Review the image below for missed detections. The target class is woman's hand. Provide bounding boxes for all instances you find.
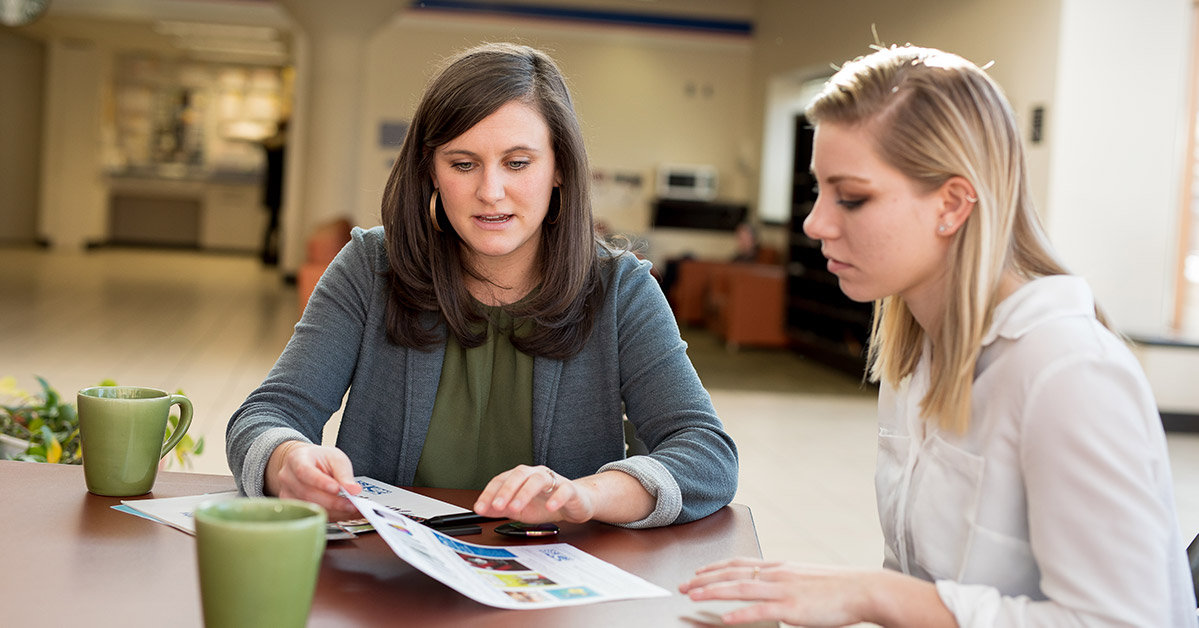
[265,441,362,521]
[679,558,955,627]
[473,464,597,524]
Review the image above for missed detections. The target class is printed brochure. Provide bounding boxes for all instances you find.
[348,493,669,609]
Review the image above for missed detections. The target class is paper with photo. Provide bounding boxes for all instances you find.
[348,493,669,609]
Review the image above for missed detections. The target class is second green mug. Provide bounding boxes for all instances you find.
[77,385,192,497]
[195,498,327,628]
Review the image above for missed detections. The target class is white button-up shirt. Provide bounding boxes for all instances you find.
[876,275,1197,626]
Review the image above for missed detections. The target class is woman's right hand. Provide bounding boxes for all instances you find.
[264,441,362,521]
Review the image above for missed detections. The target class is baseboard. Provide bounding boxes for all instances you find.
[1160,412,1199,433]
[1130,342,1199,430]
[86,240,260,258]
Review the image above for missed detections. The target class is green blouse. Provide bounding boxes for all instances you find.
[412,305,534,490]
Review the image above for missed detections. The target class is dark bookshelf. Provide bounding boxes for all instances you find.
[785,114,873,377]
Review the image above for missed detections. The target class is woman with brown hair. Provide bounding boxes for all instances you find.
[681,45,1195,626]
[226,43,737,528]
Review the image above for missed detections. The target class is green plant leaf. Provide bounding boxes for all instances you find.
[41,425,62,464]
[35,376,59,410]
[3,375,195,467]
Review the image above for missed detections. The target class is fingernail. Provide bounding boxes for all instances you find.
[510,500,522,509]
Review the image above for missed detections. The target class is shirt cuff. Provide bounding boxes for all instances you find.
[935,579,1003,628]
[239,427,311,497]
[597,455,682,529]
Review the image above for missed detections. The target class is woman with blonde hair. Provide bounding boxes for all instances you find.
[681,45,1196,626]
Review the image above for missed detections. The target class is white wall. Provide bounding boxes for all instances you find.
[1045,0,1192,338]
[0,29,44,244]
[757,73,827,225]
[750,0,1062,222]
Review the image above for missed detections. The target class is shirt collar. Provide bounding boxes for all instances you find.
[980,275,1095,347]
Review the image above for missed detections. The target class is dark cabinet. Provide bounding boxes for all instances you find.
[785,114,873,376]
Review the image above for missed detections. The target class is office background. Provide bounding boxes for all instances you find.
[1,0,1197,570]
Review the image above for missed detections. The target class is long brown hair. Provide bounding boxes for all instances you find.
[380,43,603,359]
[806,46,1104,432]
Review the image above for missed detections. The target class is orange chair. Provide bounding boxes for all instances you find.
[668,250,789,350]
[670,259,725,326]
[297,218,352,313]
[705,263,788,349]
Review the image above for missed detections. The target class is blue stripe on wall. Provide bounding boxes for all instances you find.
[409,0,754,36]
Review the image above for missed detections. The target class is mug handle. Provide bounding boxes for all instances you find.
[159,395,194,460]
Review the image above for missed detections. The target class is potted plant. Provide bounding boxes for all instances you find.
[0,376,204,468]
[0,376,80,463]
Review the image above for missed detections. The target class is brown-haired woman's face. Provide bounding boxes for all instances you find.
[804,122,950,306]
[431,101,561,273]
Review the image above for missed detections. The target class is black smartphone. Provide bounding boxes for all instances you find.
[435,524,483,537]
[494,522,559,537]
[424,512,507,528]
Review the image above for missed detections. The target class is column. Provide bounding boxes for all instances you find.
[275,0,405,271]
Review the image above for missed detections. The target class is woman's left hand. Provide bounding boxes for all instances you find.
[474,464,596,524]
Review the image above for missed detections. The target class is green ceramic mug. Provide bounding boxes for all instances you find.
[77,386,192,497]
[195,498,327,628]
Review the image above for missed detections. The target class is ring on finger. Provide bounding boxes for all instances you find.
[751,566,761,580]
[543,469,557,494]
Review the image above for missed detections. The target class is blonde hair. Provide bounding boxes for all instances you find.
[806,46,1096,432]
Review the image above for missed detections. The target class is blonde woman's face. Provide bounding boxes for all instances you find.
[805,122,951,307]
[431,101,560,274]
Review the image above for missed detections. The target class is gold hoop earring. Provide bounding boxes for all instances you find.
[547,187,562,225]
[429,189,443,233]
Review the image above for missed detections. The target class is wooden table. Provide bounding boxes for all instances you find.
[0,460,771,627]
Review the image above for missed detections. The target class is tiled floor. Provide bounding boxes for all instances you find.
[2,245,1197,574]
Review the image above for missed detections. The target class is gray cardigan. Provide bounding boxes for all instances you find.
[226,226,738,527]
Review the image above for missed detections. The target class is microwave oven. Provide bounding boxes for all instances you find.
[656,164,718,201]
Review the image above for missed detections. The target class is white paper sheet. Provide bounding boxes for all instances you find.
[116,476,469,536]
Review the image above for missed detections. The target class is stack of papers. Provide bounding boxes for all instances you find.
[114,476,469,539]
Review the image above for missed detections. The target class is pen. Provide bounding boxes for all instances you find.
[424,512,507,528]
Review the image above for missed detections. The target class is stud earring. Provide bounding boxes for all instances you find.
[938,224,950,234]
